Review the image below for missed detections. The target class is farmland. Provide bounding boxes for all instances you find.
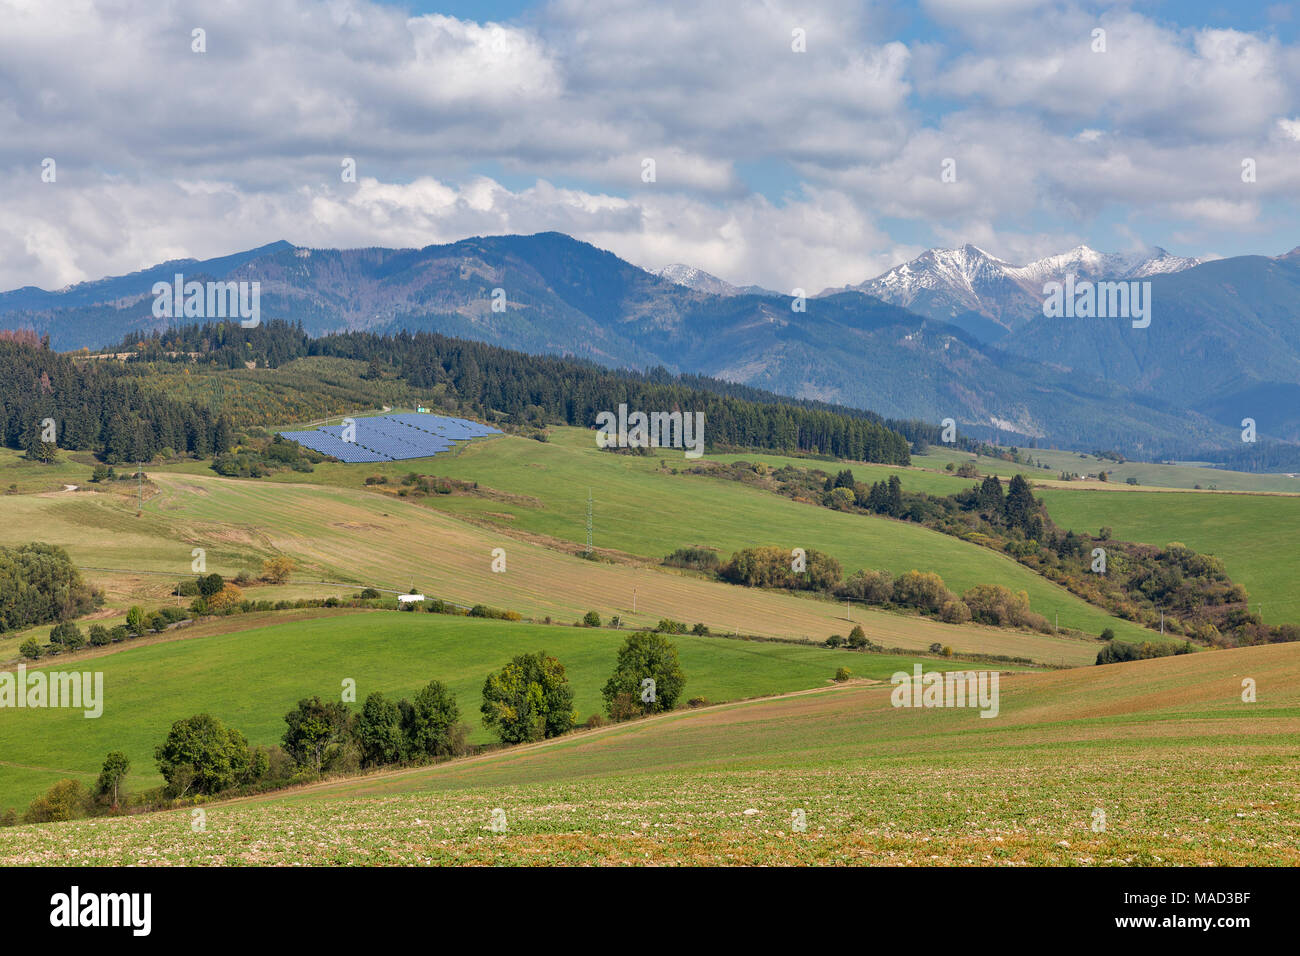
[0,612,989,812]
[2,641,1295,866]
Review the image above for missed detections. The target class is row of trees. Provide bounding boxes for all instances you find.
[0,634,692,825]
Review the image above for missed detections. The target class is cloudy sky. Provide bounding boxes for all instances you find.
[2,0,1298,293]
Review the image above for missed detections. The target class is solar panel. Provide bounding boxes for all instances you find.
[278,412,497,462]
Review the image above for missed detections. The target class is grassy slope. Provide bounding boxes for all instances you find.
[266,427,1152,642]
[914,445,1300,493]
[0,612,988,811]
[4,642,1295,865]
[1039,489,1300,626]
[0,450,1116,665]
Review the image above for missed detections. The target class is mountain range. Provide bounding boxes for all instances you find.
[2,233,1297,460]
[818,244,1206,342]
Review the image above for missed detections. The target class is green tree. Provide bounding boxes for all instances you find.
[282,696,354,772]
[481,650,576,744]
[95,751,131,808]
[601,631,687,718]
[401,680,462,758]
[354,692,405,767]
[582,610,602,627]
[125,605,146,636]
[88,624,111,646]
[154,713,257,797]
[18,637,41,660]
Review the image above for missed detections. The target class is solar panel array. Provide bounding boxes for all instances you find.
[278,414,501,463]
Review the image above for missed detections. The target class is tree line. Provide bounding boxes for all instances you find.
[4,632,688,824]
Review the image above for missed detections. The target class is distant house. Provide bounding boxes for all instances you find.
[416,406,430,413]
[398,593,425,604]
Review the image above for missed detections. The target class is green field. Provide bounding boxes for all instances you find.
[1039,488,1300,626]
[4,641,1295,866]
[914,444,1300,493]
[0,611,988,812]
[238,427,1154,642]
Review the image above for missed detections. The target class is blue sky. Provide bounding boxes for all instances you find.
[1,0,1297,292]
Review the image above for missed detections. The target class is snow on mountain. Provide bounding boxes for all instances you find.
[827,243,1205,341]
[655,264,743,296]
[655,264,778,298]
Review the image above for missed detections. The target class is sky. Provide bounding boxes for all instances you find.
[1,0,1298,294]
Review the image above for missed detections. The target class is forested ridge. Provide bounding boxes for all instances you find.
[2,320,939,464]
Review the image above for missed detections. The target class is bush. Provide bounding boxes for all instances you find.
[23,779,89,823]
[893,570,955,613]
[687,696,710,708]
[940,599,972,624]
[662,547,721,571]
[833,667,852,682]
[49,621,84,648]
[825,634,844,648]
[359,588,380,600]
[655,619,687,634]
[88,624,111,647]
[585,712,607,729]
[110,625,129,643]
[18,637,41,660]
[261,556,295,584]
[962,584,1032,628]
[691,622,709,635]
[582,610,601,628]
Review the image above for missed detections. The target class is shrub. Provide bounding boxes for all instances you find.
[837,569,895,604]
[893,570,955,613]
[261,556,295,584]
[582,610,601,628]
[825,634,845,648]
[833,667,852,682]
[940,600,972,624]
[687,696,710,708]
[109,625,129,643]
[655,619,687,634]
[691,622,709,635]
[49,621,84,647]
[962,584,1032,628]
[662,547,721,571]
[23,779,89,823]
[88,624,111,646]
[18,637,41,660]
[359,588,380,600]
[206,583,244,612]
[585,712,607,729]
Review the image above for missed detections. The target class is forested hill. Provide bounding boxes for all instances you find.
[2,321,921,465]
[0,335,232,463]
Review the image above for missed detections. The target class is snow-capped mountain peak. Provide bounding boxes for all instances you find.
[830,243,1205,341]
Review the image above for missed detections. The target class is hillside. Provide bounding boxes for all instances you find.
[0,613,985,811]
[4,642,1295,865]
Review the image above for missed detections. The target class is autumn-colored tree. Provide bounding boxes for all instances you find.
[261,555,295,584]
